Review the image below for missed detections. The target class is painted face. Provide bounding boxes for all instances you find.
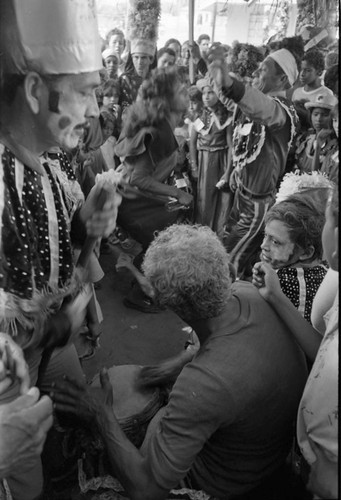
[157,52,175,69]
[202,86,218,108]
[105,56,118,78]
[109,34,125,58]
[42,72,100,151]
[253,57,283,94]
[261,219,301,269]
[322,192,338,270]
[310,107,331,132]
[300,61,320,86]
[132,53,152,78]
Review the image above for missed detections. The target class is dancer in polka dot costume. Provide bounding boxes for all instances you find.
[0,1,120,498]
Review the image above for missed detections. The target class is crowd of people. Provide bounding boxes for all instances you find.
[0,0,339,499]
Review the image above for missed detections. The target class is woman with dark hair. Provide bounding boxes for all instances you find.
[115,67,193,311]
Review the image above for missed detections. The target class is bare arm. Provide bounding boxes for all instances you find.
[252,262,322,361]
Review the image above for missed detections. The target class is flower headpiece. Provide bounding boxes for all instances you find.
[126,0,161,57]
[276,171,333,204]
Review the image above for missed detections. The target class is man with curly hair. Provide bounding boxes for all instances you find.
[52,224,307,500]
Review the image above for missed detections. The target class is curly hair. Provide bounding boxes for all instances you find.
[142,224,232,320]
[121,67,187,137]
[265,189,329,262]
[302,48,325,74]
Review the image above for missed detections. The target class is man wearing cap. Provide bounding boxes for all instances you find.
[0,0,119,498]
[208,48,298,278]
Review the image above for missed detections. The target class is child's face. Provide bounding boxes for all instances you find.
[103,92,119,107]
[300,61,320,86]
[105,56,118,77]
[109,34,124,57]
[188,100,201,114]
[311,107,331,132]
[261,219,301,269]
[202,86,218,108]
[322,193,338,270]
[102,122,114,141]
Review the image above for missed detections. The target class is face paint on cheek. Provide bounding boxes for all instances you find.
[58,116,72,130]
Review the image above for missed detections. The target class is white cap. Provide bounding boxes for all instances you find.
[268,48,298,86]
[13,0,103,74]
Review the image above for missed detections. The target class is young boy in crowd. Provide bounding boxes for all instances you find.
[294,93,338,174]
[292,49,335,131]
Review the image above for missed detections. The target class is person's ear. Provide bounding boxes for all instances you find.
[23,72,45,114]
[298,244,315,262]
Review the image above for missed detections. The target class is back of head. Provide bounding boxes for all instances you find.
[142,224,232,320]
[121,67,183,137]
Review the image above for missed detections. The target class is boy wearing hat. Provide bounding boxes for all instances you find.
[0,0,119,498]
[294,93,338,175]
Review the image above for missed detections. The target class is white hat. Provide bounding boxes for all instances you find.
[13,0,102,74]
[268,48,298,86]
[102,48,119,61]
[196,76,211,93]
[305,92,338,110]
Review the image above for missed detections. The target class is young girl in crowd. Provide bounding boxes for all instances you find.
[294,93,338,174]
[253,186,339,500]
[102,47,119,80]
[260,188,329,323]
[189,77,233,236]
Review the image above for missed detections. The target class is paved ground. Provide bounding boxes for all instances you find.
[79,242,188,382]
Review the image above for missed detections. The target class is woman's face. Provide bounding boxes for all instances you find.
[132,53,152,78]
[311,107,331,132]
[202,86,218,108]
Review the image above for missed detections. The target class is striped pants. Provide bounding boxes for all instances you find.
[223,188,275,278]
